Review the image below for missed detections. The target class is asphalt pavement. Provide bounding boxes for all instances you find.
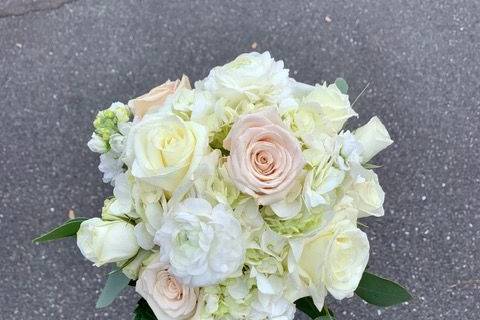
[0,0,479,319]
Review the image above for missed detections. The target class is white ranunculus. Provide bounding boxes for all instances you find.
[296,219,369,309]
[347,165,385,217]
[76,218,139,267]
[354,116,393,163]
[136,260,199,320]
[196,51,290,106]
[125,113,209,194]
[154,198,245,287]
[87,133,107,153]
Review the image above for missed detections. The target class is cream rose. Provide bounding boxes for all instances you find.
[128,75,191,119]
[125,113,208,194]
[296,219,369,310]
[136,260,198,320]
[223,107,305,205]
[76,218,139,267]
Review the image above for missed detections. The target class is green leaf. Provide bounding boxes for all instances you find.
[355,271,412,307]
[133,298,157,320]
[363,163,383,169]
[295,296,321,318]
[335,78,348,94]
[96,269,131,309]
[295,297,336,320]
[32,218,88,243]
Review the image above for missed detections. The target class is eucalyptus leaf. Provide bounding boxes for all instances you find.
[335,78,348,94]
[355,271,412,307]
[96,269,131,309]
[133,298,157,320]
[32,217,87,243]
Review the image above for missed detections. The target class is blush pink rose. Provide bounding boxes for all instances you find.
[128,75,190,119]
[224,107,305,205]
[136,261,198,320]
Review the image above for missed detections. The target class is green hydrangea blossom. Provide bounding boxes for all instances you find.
[263,206,330,238]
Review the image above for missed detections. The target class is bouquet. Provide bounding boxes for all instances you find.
[35,52,411,319]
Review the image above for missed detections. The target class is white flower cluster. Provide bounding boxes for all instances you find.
[79,52,393,319]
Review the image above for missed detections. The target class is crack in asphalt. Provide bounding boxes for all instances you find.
[0,0,78,19]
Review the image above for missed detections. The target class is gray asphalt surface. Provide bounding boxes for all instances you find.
[1,0,479,319]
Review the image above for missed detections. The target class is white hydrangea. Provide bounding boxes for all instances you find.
[154,198,245,287]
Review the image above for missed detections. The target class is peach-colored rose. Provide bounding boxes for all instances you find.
[136,260,198,320]
[224,107,305,205]
[128,75,190,119]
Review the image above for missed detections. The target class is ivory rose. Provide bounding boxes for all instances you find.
[136,260,198,320]
[128,75,191,119]
[125,113,208,194]
[224,107,305,205]
[295,219,369,310]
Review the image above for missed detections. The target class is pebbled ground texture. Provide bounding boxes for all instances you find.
[0,0,479,319]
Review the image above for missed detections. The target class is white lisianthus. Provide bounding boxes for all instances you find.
[76,218,139,267]
[297,82,357,136]
[155,198,245,287]
[354,116,393,163]
[87,133,107,153]
[295,219,369,310]
[346,164,385,217]
[125,113,209,194]
[196,51,290,107]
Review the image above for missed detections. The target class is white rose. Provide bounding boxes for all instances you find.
[154,198,245,287]
[347,164,385,217]
[196,51,289,106]
[76,218,139,267]
[126,113,208,194]
[354,116,393,163]
[296,219,369,309]
[136,260,198,320]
